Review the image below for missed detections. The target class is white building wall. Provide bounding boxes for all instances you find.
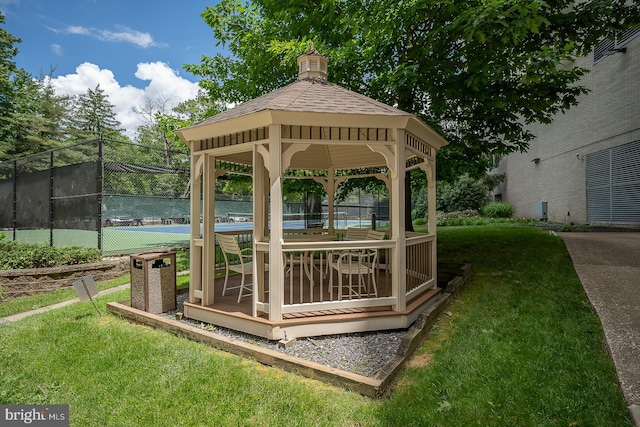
[493,34,640,224]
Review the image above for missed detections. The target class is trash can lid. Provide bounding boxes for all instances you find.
[130,251,176,260]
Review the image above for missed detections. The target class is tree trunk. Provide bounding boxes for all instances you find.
[405,170,414,232]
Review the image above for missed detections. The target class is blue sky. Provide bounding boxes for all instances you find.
[1,0,223,136]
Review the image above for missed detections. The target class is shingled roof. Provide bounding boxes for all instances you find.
[176,46,447,158]
[195,78,411,127]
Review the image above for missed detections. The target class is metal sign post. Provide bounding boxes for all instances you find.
[72,275,101,316]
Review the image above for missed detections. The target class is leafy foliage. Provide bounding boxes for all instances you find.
[335,176,387,203]
[135,91,223,163]
[0,13,71,160]
[436,174,489,212]
[0,71,71,159]
[436,209,481,226]
[0,241,101,270]
[185,0,640,180]
[482,201,515,218]
[432,173,506,213]
[67,85,125,141]
[0,11,20,117]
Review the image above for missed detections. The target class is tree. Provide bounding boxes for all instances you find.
[0,12,65,160]
[1,71,72,160]
[107,93,223,198]
[0,13,71,161]
[135,91,223,164]
[0,11,20,120]
[68,85,124,141]
[185,0,640,180]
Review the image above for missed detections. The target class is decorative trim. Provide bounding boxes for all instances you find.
[196,127,270,151]
[405,132,433,158]
[281,125,392,141]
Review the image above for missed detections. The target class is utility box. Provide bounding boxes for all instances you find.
[535,201,548,221]
[130,251,176,314]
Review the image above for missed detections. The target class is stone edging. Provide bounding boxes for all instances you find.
[0,259,129,300]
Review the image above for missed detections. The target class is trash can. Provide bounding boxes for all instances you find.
[130,251,176,314]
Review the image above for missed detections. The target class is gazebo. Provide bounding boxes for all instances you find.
[175,47,448,340]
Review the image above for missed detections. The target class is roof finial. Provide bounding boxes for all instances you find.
[297,43,329,81]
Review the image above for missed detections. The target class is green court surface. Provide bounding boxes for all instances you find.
[102,229,189,254]
[4,228,189,255]
[3,218,382,255]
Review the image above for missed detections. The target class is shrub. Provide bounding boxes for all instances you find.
[412,186,429,220]
[413,217,426,226]
[482,202,514,218]
[436,210,480,226]
[0,241,102,270]
[436,174,488,212]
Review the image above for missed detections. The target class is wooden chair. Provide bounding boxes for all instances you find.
[216,233,254,303]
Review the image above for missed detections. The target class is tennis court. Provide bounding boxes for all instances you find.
[3,218,386,255]
[102,218,386,255]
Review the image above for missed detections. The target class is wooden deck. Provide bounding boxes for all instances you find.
[183,267,442,340]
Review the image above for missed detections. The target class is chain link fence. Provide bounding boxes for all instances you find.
[0,138,388,255]
[0,138,191,254]
[0,140,102,249]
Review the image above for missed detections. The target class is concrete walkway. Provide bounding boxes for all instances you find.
[560,232,640,425]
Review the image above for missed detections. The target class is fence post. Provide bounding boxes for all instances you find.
[97,137,104,251]
[12,160,17,241]
[49,151,54,246]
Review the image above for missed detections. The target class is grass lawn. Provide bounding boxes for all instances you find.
[0,226,632,426]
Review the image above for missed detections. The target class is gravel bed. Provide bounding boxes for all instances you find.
[162,292,408,378]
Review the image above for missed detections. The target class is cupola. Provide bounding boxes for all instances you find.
[297,43,329,81]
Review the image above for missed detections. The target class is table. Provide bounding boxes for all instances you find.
[282,234,335,286]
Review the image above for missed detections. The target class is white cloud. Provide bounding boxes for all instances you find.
[59,25,159,48]
[99,27,155,48]
[47,62,200,139]
[65,25,91,36]
[51,43,63,56]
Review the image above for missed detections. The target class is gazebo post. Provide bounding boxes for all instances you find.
[189,150,203,304]
[327,167,335,233]
[423,161,438,287]
[253,145,266,316]
[268,124,284,321]
[202,153,216,306]
[392,129,407,312]
[422,162,437,236]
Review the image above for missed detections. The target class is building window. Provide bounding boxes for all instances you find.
[490,154,502,170]
[594,25,640,63]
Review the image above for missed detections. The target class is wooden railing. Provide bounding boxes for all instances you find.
[213,229,435,316]
[405,232,435,301]
[256,238,397,314]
